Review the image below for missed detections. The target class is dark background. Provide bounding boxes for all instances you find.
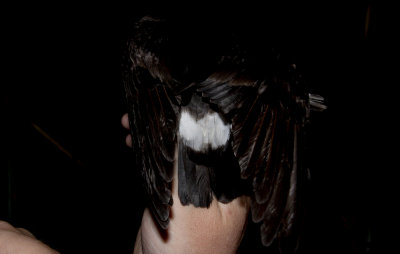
[1,2,392,253]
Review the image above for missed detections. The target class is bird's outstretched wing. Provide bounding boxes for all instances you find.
[197,65,310,247]
[122,16,181,229]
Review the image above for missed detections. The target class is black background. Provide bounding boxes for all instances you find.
[1,2,393,253]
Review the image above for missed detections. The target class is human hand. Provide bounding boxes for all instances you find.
[0,220,59,254]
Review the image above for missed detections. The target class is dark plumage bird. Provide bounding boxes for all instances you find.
[122,15,326,252]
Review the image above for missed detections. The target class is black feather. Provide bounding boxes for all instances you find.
[178,139,213,207]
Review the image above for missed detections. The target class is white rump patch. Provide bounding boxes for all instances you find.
[178,110,231,151]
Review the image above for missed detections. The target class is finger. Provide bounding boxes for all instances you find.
[121,113,130,130]
[126,134,133,148]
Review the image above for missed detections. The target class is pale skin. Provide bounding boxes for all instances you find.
[0,114,250,254]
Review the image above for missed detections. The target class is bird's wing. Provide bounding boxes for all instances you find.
[197,62,324,247]
[122,16,180,229]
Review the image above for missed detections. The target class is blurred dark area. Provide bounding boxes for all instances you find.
[1,2,393,254]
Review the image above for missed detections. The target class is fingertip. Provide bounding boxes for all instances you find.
[126,134,133,148]
[121,113,130,129]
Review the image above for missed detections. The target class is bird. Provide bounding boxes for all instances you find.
[122,14,326,252]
